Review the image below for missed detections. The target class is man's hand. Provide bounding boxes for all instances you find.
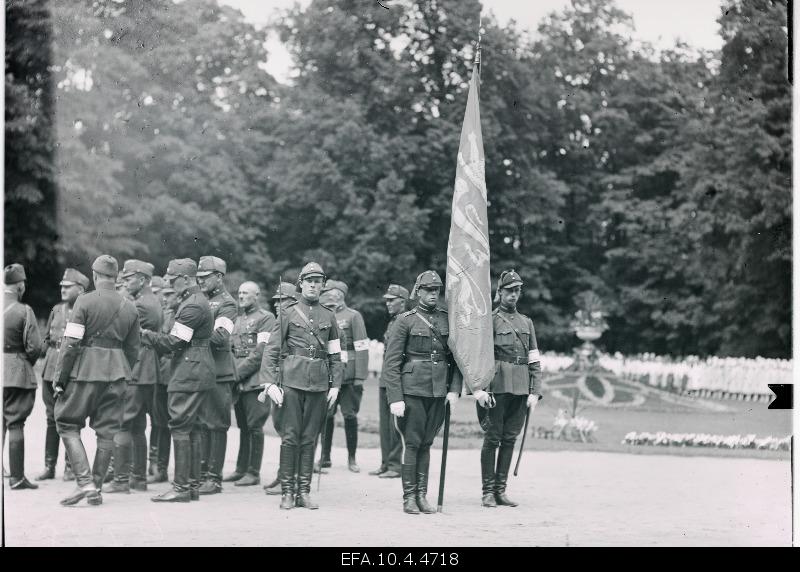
[327,387,339,407]
[473,389,491,407]
[52,382,65,400]
[446,392,459,408]
[390,401,405,417]
[259,384,284,407]
[527,394,540,408]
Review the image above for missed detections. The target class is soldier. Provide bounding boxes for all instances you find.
[262,281,297,496]
[3,263,43,490]
[104,260,163,493]
[195,255,238,495]
[223,281,275,486]
[259,263,343,510]
[148,278,177,483]
[53,255,140,506]
[37,268,89,481]
[147,274,165,476]
[142,259,215,502]
[383,270,462,514]
[316,280,369,473]
[475,270,542,508]
[368,284,409,479]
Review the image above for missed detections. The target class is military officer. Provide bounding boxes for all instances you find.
[368,284,409,479]
[476,270,542,508]
[195,255,238,495]
[37,268,89,481]
[148,279,177,483]
[53,255,140,506]
[104,260,163,493]
[316,280,369,473]
[383,270,462,514]
[262,281,298,496]
[259,263,343,510]
[142,259,215,502]
[3,263,43,490]
[223,281,275,486]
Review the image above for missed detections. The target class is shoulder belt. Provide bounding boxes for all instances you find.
[291,305,327,350]
[413,311,449,352]
[495,312,530,355]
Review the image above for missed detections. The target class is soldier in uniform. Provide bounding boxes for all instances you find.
[383,270,462,514]
[316,280,369,473]
[53,255,140,506]
[368,284,409,479]
[223,281,275,486]
[259,263,343,510]
[148,278,177,483]
[142,259,215,502]
[3,263,43,490]
[146,274,165,476]
[195,256,238,495]
[475,270,542,508]
[262,281,297,496]
[104,260,163,493]
[37,268,89,481]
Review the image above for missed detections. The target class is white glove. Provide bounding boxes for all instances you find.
[527,394,540,408]
[390,401,406,417]
[473,389,491,407]
[259,384,283,407]
[327,387,339,407]
[446,392,459,408]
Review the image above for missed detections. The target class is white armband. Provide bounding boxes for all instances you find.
[528,349,541,364]
[256,332,271,345]
[214,316,234,334]
[340,350,349,363]
[353,339,370,352]
[327,339,342,354]
[64,322,85,340]
[170,322,194,342]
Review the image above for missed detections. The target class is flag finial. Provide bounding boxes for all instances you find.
[475,14,483,66]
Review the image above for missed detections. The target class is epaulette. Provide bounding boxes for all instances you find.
[284,299,299,308]
[436,307,448,314]
[401,309,417,318]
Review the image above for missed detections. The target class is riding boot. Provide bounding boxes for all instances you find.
[151,436,191,503]
[199,427,210,483]
[60,435,99,506]
[278,444,297,510]
[88,441,114,505]
[8,429,37,490]
[415,453,435,514]
[148,426,159,476]
[401,464,420,514]
[103,432,132,493]
[36,426,59,480]
[236,431,263,486]
[130,432,148,490]
[494,444,518,507]
[189,430,202,500]
[199,430,225,495]
[317,416,334,470]
[344,417,359,473]
[295,444,318,509]
[63,447,75,481]
[480,444,497,507]
[224,428,250,482]
[148,427,170,483]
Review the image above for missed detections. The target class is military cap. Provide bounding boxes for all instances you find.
[60,268,90,289]
[150,276,165,292]
[4,263,26,284]
[164,258,197,280]
[382,284,410,300]
[116,272,126,286]
[196,256,227,277]
[298,262,326,281]
[121,259,155,279]
[322,279,348,296]
[497,269,523,290]
[273,282,297,300]
[161,283,176,295]
[92,254,119,277]
[410,270,443,300]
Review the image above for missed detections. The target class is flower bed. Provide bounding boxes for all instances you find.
[622,431,791,451]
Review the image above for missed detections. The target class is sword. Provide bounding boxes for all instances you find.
[513,404,532,477]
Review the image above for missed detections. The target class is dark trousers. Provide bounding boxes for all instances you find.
[321,383,363,461]
[279,387,327,447]
[113,384,154,482]
[152,383,170,428]
[480,393,527,494]
[232,390,271,474]
[3,386,36,430]
[378,386,401,472]
[41,380,70,470]
[167,390,207,492]
[395,395,446,470]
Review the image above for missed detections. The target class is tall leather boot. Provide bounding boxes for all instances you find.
[278,444,297,510]
[199,427,210,483]
[317,415,334,470]
[295,444,318,509]
[36,425,59,480]
[60,435,99,506]
[236,430,262,486]
[88,441,114,505]
[151,436,191,503]
[148,426,159,476]
[8,428,37,490]
[480,444,497,507]
[224,428,249,482]
[199,430,226,495]
[63,449,74,481]
[344,417,359,473]
[401,464,420,514]
[415,449,435,514]
[103,432,132,493]
[189,430,202,500]
[494,444,518,507]
[148,427,170,483]
[130,432,148,490]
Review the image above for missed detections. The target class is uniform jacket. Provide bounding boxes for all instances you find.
[41,302,72,382]
[331,304,369,384]
[53,283,140,384]
[232,305,275,391]
[491,307,543,396]
[3,291,43,388]
[382,305,463,404]
[131,286,164,385]
[378,313,400,389]
[259,297,344,393]
[142,286,215,393]
[207,286,238,382]
[157,306,176,386]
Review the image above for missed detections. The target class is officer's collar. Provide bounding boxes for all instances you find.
[417,301,437,313]
[133,285,152,300]
[498,304,518,314]
[97,282,115,291]
[210,285,226,298]
[300,295,320,307]
[243,304,261,315]
[181,285,200,300]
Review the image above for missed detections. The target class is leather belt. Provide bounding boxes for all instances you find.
[408,350,448,364]
[496,355,527,365]
[84,339,122,349]
[288,346,325,359]
[191,339,210,347]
